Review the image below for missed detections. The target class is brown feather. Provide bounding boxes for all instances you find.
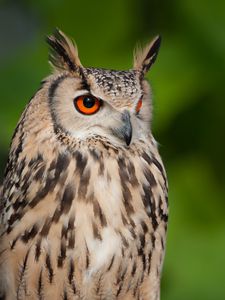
[133,35,161,74]
[46,28,82,72]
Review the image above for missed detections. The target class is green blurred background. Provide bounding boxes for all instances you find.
[0,0,225,299]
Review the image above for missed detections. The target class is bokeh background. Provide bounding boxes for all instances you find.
[0,0,225,299]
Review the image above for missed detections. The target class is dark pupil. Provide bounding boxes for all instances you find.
[83,97,95,108]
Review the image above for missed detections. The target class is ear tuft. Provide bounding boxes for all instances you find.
[133,36,161,75]
[46,29,82,72]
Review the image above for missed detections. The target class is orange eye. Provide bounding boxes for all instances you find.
[136,98,142,113]
[74,95,102,115]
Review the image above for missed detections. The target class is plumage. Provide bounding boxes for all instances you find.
[133,36,161,74]
[0,30,168,300]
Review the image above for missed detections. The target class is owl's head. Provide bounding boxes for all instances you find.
[46,29,161,147]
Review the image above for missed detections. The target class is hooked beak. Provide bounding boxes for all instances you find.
[121,111,132,146]
[111,110,132,146]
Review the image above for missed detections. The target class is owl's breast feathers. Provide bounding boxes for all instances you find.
[0,129,168,299]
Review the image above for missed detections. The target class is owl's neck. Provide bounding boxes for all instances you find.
[54,126,154,157]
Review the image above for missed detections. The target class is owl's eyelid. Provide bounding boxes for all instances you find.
[135,94,143,104]
[73,90,91,99]
[135,95,143,115]
[74,91,105,103]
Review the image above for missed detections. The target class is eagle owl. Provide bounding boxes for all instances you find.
[0,30,168,300]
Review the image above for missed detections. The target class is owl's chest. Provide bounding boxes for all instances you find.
[1,146,167,299]
[69,152,157,272]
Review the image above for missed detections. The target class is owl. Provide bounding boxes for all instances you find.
[0,30,168,300]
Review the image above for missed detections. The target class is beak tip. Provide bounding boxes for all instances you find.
[122,110,132,146]
[125,133,132,146]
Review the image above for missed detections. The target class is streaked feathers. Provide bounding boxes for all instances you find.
[133,35,161,74]
[0,29,167,300]
[47,28,82,72]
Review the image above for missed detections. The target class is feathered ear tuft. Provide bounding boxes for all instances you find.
[46,29,82,72]
[133,36,161,75]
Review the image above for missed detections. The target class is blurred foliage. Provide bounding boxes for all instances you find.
[0,0,225,299]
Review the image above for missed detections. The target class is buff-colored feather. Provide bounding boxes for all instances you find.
[47,29,82,72]
[133,35,161,74]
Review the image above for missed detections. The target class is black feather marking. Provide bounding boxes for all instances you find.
[63,289,68,300]
[45,253,54,283]
[140,220,148,233]
[143,36,161,72]
[52,207,61,223]
[35,239,42,261]
[129,226,136,239]
[48,74,71,135]
[74,151,87,175]
[67,216,76,249]
[46,29,76,72]
[55,153,70,177]
[89,148,100,161]
[68,259,76,294]
[8,211,23,226]
[139,233,145,249]
[117,157,135,215]
[142,184,158,229]
[120,180,134,215]
[21,224,39,243]
[92,221,102,240]
[49,74,69,99]
[98,159,104,176]
[78,168,90,199]
[40,217,52,237]
[68,259,74,284]
[60,184,75,214]
[85,243,90,269]
[116,282,123,297]
[117,157,129,181]
[61,225,67,239]
[29,154,70,209]
[37,269,43,300]
[29,174,58,208]
[116,266,127,297]
[147,251,152,274]
[144,168,157,187]
[68,215,75,230]
[152,155,167,188]
[107,255,115,272]
[127,161,138,186]
[10,235,20,249]
[80,69,90,91]
[158,196,168,223]
[93,200,107,227]
[121,213,128,226]
[146,36,161,61]
[68,232,75,249]
[34,165,45,181]
[131,261,136,276]
[21,249,29,274]
[141,152,152,165]
[57,240,66,268]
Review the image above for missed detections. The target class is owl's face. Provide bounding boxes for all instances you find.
[50,68,151,147]
[47,30,161,147]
